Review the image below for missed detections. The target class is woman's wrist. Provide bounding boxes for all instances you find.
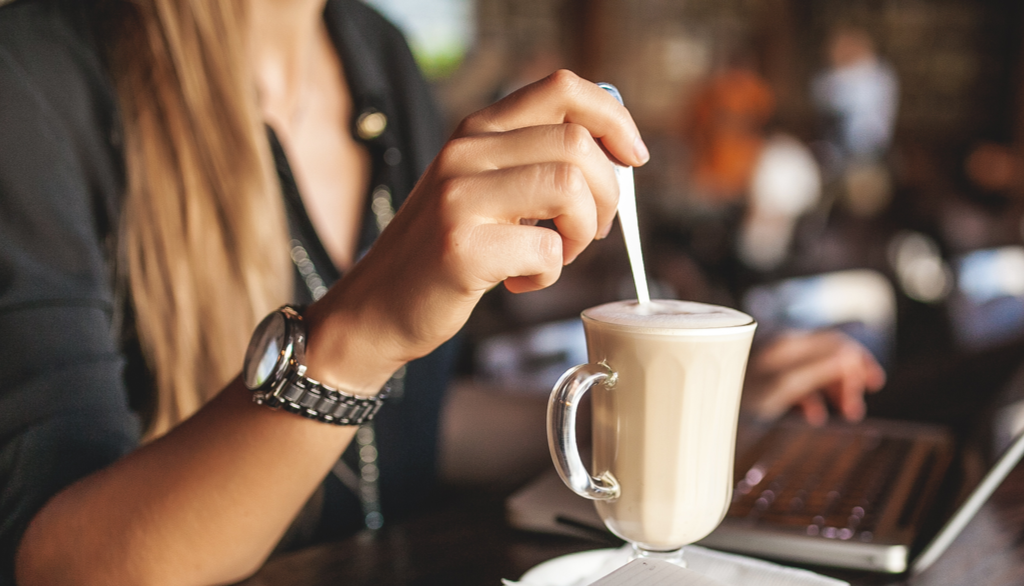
[299,292,407,397]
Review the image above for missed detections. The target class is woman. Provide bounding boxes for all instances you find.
[0,0,889,583]
[0,0,648,584]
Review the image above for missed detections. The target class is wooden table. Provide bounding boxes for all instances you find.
[237,454,1024,586]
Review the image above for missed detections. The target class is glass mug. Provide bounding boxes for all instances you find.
[547,300,756,565]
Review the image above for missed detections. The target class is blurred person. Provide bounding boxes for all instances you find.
[646,65,775,314]
[684,65,776,204]
[812,25,899,218]
[737,132,822,272]
[812,26,898,166]
[0,1,649,584]
[665,57,885,428]
[734,130,886,425]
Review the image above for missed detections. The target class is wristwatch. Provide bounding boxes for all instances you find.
[243,305,387,425]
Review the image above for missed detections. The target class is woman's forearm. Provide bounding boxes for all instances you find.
[15,289,404,586]
[14,378,357,586]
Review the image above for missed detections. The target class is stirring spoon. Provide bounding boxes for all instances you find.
[597,82,650,305]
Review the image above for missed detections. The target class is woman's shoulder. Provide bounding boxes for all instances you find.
[0,0,110,82]
[0,0,119,143]
[0,0,122,217]
[0,0,124,306]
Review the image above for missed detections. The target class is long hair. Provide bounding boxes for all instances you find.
[105,0,291,439]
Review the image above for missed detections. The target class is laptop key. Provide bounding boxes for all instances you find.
[729,424,916,542]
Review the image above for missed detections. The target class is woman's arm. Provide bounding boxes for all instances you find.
[741,330,886,425]
[15,71,647,586]
[304,71,649,380]
[17,379,360,586]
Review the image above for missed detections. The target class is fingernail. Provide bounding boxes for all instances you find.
[597,222,613,240]
[633,136,650,165]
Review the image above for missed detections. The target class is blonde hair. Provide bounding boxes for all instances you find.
[107,0,291,438]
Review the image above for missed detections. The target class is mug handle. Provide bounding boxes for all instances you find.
[547,363,620,501]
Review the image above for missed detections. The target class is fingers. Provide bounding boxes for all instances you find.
[798,394,829,427]
[438,124,619,248]
[429,70,647,286]
[446,165,603,265]
[819,339,885,422]
[743,330,887,423]
[862,349,887,392]
[460,223,564,293]
[458,70,649,168]
[831,350,868,422]
[759,350,858,419]
[335,69,648,368]
[835,342,885,421]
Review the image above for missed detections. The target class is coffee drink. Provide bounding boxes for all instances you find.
[549,299,755,553]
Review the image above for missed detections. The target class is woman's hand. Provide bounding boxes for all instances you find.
[741,330,886,425]
[305,71,649,390]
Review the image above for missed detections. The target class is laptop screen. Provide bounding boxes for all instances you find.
[910,426,1024,574]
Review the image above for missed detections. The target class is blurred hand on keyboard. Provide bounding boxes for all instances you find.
[741,330,886,425]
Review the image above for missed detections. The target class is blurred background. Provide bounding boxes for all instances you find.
[366,0,1024,479]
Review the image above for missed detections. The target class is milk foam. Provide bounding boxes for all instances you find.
[584,299,754,332]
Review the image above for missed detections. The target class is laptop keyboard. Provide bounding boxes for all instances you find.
[728,425,918,543]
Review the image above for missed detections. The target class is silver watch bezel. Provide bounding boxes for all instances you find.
[243,305,306,393]
[244,305,387,426]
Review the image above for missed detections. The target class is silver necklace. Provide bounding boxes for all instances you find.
[288,186,397,531]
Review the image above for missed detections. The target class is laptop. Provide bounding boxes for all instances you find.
[701,417,953,573]
[506,416,1024,575]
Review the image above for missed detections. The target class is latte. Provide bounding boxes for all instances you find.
[583,300,755,550]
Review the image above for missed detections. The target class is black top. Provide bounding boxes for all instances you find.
[0,0,453,582]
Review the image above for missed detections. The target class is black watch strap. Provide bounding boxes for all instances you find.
[254,375,389,426]
[247,304,388,426]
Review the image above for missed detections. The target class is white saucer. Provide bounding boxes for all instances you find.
[519,548,625,586]
[514,545,848,586]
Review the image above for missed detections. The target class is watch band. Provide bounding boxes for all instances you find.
[246,304,388,426]
[254,375,388,426]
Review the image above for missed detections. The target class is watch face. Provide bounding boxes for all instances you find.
[243,311,290,390]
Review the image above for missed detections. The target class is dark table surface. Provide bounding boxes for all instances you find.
[237,452,1024,586]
